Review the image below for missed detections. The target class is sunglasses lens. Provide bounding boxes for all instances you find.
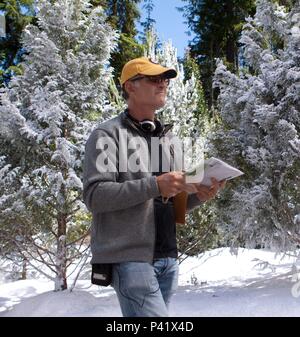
[149,77,170,85]
[131,76,170,85]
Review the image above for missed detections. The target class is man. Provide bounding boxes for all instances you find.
[83,57,224,317]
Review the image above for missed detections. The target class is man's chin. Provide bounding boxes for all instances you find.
[155,99,166,109]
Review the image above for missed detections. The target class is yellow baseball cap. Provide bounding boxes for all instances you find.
[120,57,177,86]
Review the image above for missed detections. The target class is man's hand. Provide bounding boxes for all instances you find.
[156,171,186,198]
[195,177,226,202]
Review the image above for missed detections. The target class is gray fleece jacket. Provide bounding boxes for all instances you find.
[83,111,202,264]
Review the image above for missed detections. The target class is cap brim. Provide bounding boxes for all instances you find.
[140,65,177,79]
[162,69,177,79]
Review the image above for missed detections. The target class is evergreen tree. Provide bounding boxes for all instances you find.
[212,0,300,251]
[139,0,156,43]
[144,32,201,142]
[0,0,35,85]
[144,31,217,256]
[181,0,256,107]
[99,0,143,83]
[0,0,116,290]
[183,49,210,122]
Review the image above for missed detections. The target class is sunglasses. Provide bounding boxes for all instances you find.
[130,75,170,86]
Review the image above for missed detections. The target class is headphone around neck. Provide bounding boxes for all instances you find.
[125,110,163,134]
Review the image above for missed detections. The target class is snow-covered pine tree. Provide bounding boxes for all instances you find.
[212,0,300,251]
[144,31,202,155]
[143,31,218,256]
[0,0,117,290]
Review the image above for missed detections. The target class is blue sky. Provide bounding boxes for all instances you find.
[138,0,193,58]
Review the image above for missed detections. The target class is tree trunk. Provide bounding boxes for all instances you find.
[226,38,236,68]
[21,257,27,280]
[55,214,68,291]
[224,0,237,70]
[210,39,214,108]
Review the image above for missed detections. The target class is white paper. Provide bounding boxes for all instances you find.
[185,157,244,186]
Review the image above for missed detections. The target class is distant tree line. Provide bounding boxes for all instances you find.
[181,0,298,107]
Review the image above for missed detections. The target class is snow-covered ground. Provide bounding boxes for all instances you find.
[1,247,300,317]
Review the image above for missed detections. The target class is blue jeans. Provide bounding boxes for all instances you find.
[111,258,179,317]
